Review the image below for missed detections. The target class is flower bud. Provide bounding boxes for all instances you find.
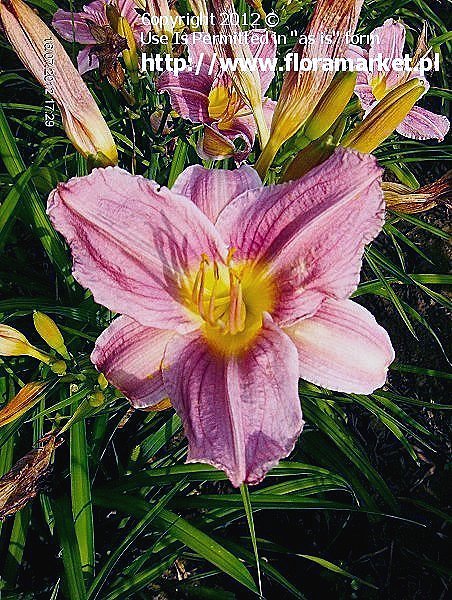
[33,311,69,359]
[303,72,357,141]
[282,136,337,182]
[89,390,105,407]
[117,16,139,82]
[0,0,118,165]
[256,0,363,176]
[0,382,48,428]
[50,359,67,375]
[97,373,108,390]
[0,324,52,364]
[342,79,425,153]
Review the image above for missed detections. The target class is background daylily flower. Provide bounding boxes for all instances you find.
[209,0,269,148]
[52,0,148,74]
[47,148,394,486]
[347,18,450,141]
[157,31,276,161]
[0,0,118,165]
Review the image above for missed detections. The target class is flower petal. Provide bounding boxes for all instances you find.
[216,148,384,324]
[197,124,237,160]
[172,164,261,223]
[47,166,227,331]
[286,299,394,394]
[52,9,97,44]
[248,29,277,94]
[369,18,405,88]
[396,105,450,141]
[77,46,98,74]
[91,316,174,408]
[157,71,212,123]
[118,0,142,29]
[163,315,303,486]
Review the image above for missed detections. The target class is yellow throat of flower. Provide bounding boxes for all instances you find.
[208,85,245,130]
[182,251,276,355]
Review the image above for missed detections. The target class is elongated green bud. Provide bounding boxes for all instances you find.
[33,311,69,359]
[0,324,53,364]
[342,79,425,153]
[304,72,357,141]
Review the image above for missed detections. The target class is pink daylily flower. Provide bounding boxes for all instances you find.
[348,18,450,141]
[47,148,394,486]
[157,31,277,161]
[52,0,148,74]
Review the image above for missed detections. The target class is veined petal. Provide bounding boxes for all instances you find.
[163,315,303,486]
[52,9,97,44]
[91,316,174,408]
[172,164,261,223]
[216,148,384,324]
[369,19,405,88]
[47,166,227,331]
[118,0,142,29]
[345,45,375,108]
[396,105,450,141]
[247,29,277,94]
[186,32,216,76]
[286,299,394,394]
[197,125,237,160]
[157,71,212,123]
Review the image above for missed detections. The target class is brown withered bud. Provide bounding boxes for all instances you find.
[150,110,173,135]
[383,171,451,214]
[0,432,63,520]
[0,381,49,428]
[88,23,128,89]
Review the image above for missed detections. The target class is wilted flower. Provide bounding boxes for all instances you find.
[47,148,394,486]
[157,31,276,161]
[0,0,118,165]
[0,433,61,520]
[347,18,450,141]
[383,171,451,213]
[52,0,147,74]
[256,0,364,176]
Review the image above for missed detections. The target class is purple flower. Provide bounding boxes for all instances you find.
[157,31,277,161]
[52,0,148,74]
[47,148,394,486]
[348,19,450,141]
